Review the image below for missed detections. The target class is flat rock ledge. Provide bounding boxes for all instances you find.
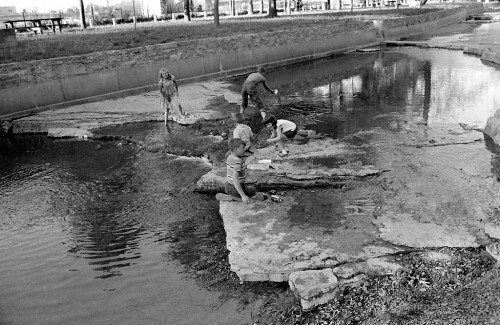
[219,193,499,311]
[374,212,480,248]
[219,195,401,283]
[196,138,382,192]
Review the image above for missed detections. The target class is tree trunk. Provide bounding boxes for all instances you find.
[260,0,264,13]
[268,0,277,17]
[249,0,254,14]
[231,0,235,16]
[184,0,191,21]
[79,0,87,28]
[214,0,220,26]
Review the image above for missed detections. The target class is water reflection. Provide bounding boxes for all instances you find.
[67,207,145,279]
[228,48,500,138]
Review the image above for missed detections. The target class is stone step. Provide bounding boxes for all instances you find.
[288,257,403,311]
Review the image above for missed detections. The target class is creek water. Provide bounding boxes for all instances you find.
[2,46,500,324]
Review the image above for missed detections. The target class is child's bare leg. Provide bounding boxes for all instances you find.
[161,96,167,126]
[277,138,289,156]
[260,110,266,120]
[172,94,186,118]
[277,140,285,151]
[166,101,172,123]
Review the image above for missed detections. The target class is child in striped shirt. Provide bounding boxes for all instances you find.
[223,138,257,204]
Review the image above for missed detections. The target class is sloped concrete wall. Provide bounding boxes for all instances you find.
[0,28,378,118]
[379,3,483,40]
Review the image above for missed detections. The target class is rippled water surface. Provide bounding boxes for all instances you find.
[2,46,500,324]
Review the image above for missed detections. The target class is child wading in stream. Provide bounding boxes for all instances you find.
[240,67,279,120]
[158,68,187,125]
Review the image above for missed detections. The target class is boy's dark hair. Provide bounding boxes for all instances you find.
[263,115,277,128]
[229,138,246,151]
[257,66,266,74]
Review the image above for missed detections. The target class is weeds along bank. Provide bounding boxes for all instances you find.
[0,4,483,119]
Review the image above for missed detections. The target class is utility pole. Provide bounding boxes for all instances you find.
[79,0,87,28]
[213,0,219,26]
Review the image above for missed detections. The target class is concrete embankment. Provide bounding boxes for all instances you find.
[0,3,483,120]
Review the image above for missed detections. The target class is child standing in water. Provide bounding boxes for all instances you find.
[240,67,279,120]
[158,68,186,125]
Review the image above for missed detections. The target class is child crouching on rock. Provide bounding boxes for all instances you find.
[216,138,267,204]
[263,115,298,157]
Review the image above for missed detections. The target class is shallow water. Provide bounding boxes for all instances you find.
[2,46,500,324]
[229,47,500,137]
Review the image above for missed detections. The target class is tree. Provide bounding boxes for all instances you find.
[80,0,87,28]
[268,0,277,17]
[184,0,191,21]
[214,0,220,26]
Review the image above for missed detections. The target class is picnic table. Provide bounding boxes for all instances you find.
[3,18,65,34]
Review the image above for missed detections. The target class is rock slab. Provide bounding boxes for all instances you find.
[289,269,338,312]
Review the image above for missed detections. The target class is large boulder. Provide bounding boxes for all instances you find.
[484,109,500,146]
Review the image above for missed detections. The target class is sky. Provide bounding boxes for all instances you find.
[3,0,111,12]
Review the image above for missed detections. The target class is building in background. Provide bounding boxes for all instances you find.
[142,0,162,16]
[0,6,16,16]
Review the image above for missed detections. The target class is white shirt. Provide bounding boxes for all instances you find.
[277,119,296,133]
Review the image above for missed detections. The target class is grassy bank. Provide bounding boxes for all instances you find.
[0,8,438,64]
